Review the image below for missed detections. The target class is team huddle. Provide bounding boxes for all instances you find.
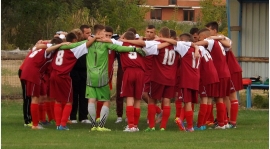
[19,21,243,132]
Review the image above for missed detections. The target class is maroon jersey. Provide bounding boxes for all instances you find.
[226,50,242,74]
[144,55,153,76]
[199,46,219,85]
[151,41,179,86]
[108,49,116,80]
[21,47,49,84]
[178,46,201,90]
[120,42,145,71]
[51,43,88,76]
[207,39,230,78]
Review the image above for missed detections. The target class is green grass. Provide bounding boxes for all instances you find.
[1,100,269,149]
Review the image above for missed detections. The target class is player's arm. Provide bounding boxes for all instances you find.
[118,39,146,46]
[156,37,177,45]
[106,43,146,57]
[46,42,70,53]
[207,35,231,48]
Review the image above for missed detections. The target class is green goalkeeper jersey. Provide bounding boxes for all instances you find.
[59,40,136,87]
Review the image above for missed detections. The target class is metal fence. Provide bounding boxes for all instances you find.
[1,50,118,99]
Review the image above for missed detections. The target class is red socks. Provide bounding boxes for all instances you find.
[207,104,214,122]
[148,104,156,128]
[175,100,182,118]
[31,103,39,127]
[60,104,72,127]
[54,103,62,126]
[39,103,46,122]
[96,101,103,119]
[50,101,55,120]
[230,100,239,125]
[204,104,212,124]
[216,103,225,126]
[160,106,170,129]
[224,103,228,125]
[126,106,134,128]
[179,107,185,121]
[45,102,53,121]
[197,104,207,127]
[155,106,162,114]
[134,108,140,127]
[185,110,193,129]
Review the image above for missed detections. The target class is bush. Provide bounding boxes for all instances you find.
[253,94,269,109]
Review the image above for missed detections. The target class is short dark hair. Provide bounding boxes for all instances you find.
[147,25,155,29]
[189,27,199,35]
[198,28,210,35]
[93,24,105,34]
[205,21,219,32]
[170,30,177,40]
[50,37,63,44]
[127,27,137,35]
[159,27,170,38]
[105,26,114,34]
[124,31,135,40]
[179,33,193,42]
[80,25,90,33]
[66,32,77,42]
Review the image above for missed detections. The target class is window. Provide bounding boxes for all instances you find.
[169,0,177,5]
[150,9,162,20]
[183,9,194,21]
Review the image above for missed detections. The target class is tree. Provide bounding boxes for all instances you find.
[197,0,227,34]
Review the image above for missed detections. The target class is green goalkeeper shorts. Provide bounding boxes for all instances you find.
[85,85,110,101]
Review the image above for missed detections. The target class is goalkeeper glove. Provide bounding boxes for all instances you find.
[133,47,146,57]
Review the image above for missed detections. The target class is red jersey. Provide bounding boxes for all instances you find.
[226,50,242,73]
[151,41,179,86]
[178,46,201,90]
[51,43,88,76]
[120,42,145,71]
[199,46,219,85]
[108,49,116,80]
[207,39,230,78]
[21,47,50,84]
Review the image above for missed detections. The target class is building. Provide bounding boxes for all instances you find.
[227,0,269,79]
[143,0,226,22]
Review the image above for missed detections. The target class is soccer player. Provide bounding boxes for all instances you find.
[69,25,92,124]
[49,32,99,130]
[119,25,165,124]
[190,27,199,42]
[20,37,66,129]
[112,31,145,132]
[195,28,231,129]
[205,21,242,128]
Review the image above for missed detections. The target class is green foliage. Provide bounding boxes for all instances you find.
[253,94,269,109]
[1,0,95,49]
[197,0,227,35]
[89,0,149,34]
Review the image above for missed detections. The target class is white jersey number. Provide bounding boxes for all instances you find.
[55,50,64,66]
[29,49,42,58]
[128,52,137,59]
[203,50,213,62]
[192,52,200,69]
[162,48,175,65]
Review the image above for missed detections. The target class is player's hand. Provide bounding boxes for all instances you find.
[134,48,146,57]
[194,48,200,59]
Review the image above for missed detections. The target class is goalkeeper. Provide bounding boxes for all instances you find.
[60,24,145,131]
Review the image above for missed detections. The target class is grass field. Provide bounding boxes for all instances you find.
[1,99,269,149]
